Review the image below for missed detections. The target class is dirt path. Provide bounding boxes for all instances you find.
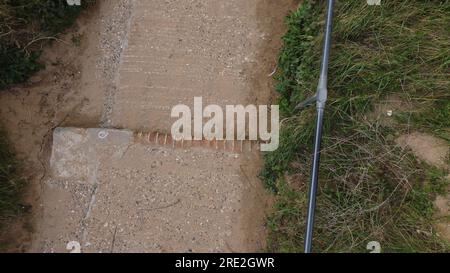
[0,0,296,252]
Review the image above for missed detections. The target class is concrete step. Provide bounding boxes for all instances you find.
[33,128,268,253]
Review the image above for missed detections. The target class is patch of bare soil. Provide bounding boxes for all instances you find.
[0,0,132,252]
[396,132,449,169]
[369,94,415,126]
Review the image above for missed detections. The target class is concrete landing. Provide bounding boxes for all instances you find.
[33,128,268,253]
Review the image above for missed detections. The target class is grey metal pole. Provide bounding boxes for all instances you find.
[304,0,335,253]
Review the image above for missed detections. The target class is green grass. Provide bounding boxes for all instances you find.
[265,0,450,253]
[396,100,450,142]
[0,0,94,89]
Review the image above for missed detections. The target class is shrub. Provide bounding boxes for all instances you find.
[0,0,94,89]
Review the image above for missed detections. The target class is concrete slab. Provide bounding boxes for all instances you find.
[33,128,268,253]
[50,128,134,182]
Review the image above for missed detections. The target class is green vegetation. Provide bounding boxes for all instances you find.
[0,130,25,228]
[264,0,450,252]
[0,0,93,89]
[397,100,450,142]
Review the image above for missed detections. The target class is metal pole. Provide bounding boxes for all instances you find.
[304,0,335,253]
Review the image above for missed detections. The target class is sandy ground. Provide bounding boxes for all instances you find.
[0,0,132,251]
[396,132,449,169]
[0,0,297,252]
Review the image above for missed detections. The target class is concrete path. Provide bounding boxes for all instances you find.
[36,128,265,252]
[30,0,293,253]
[110,0,259,131]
